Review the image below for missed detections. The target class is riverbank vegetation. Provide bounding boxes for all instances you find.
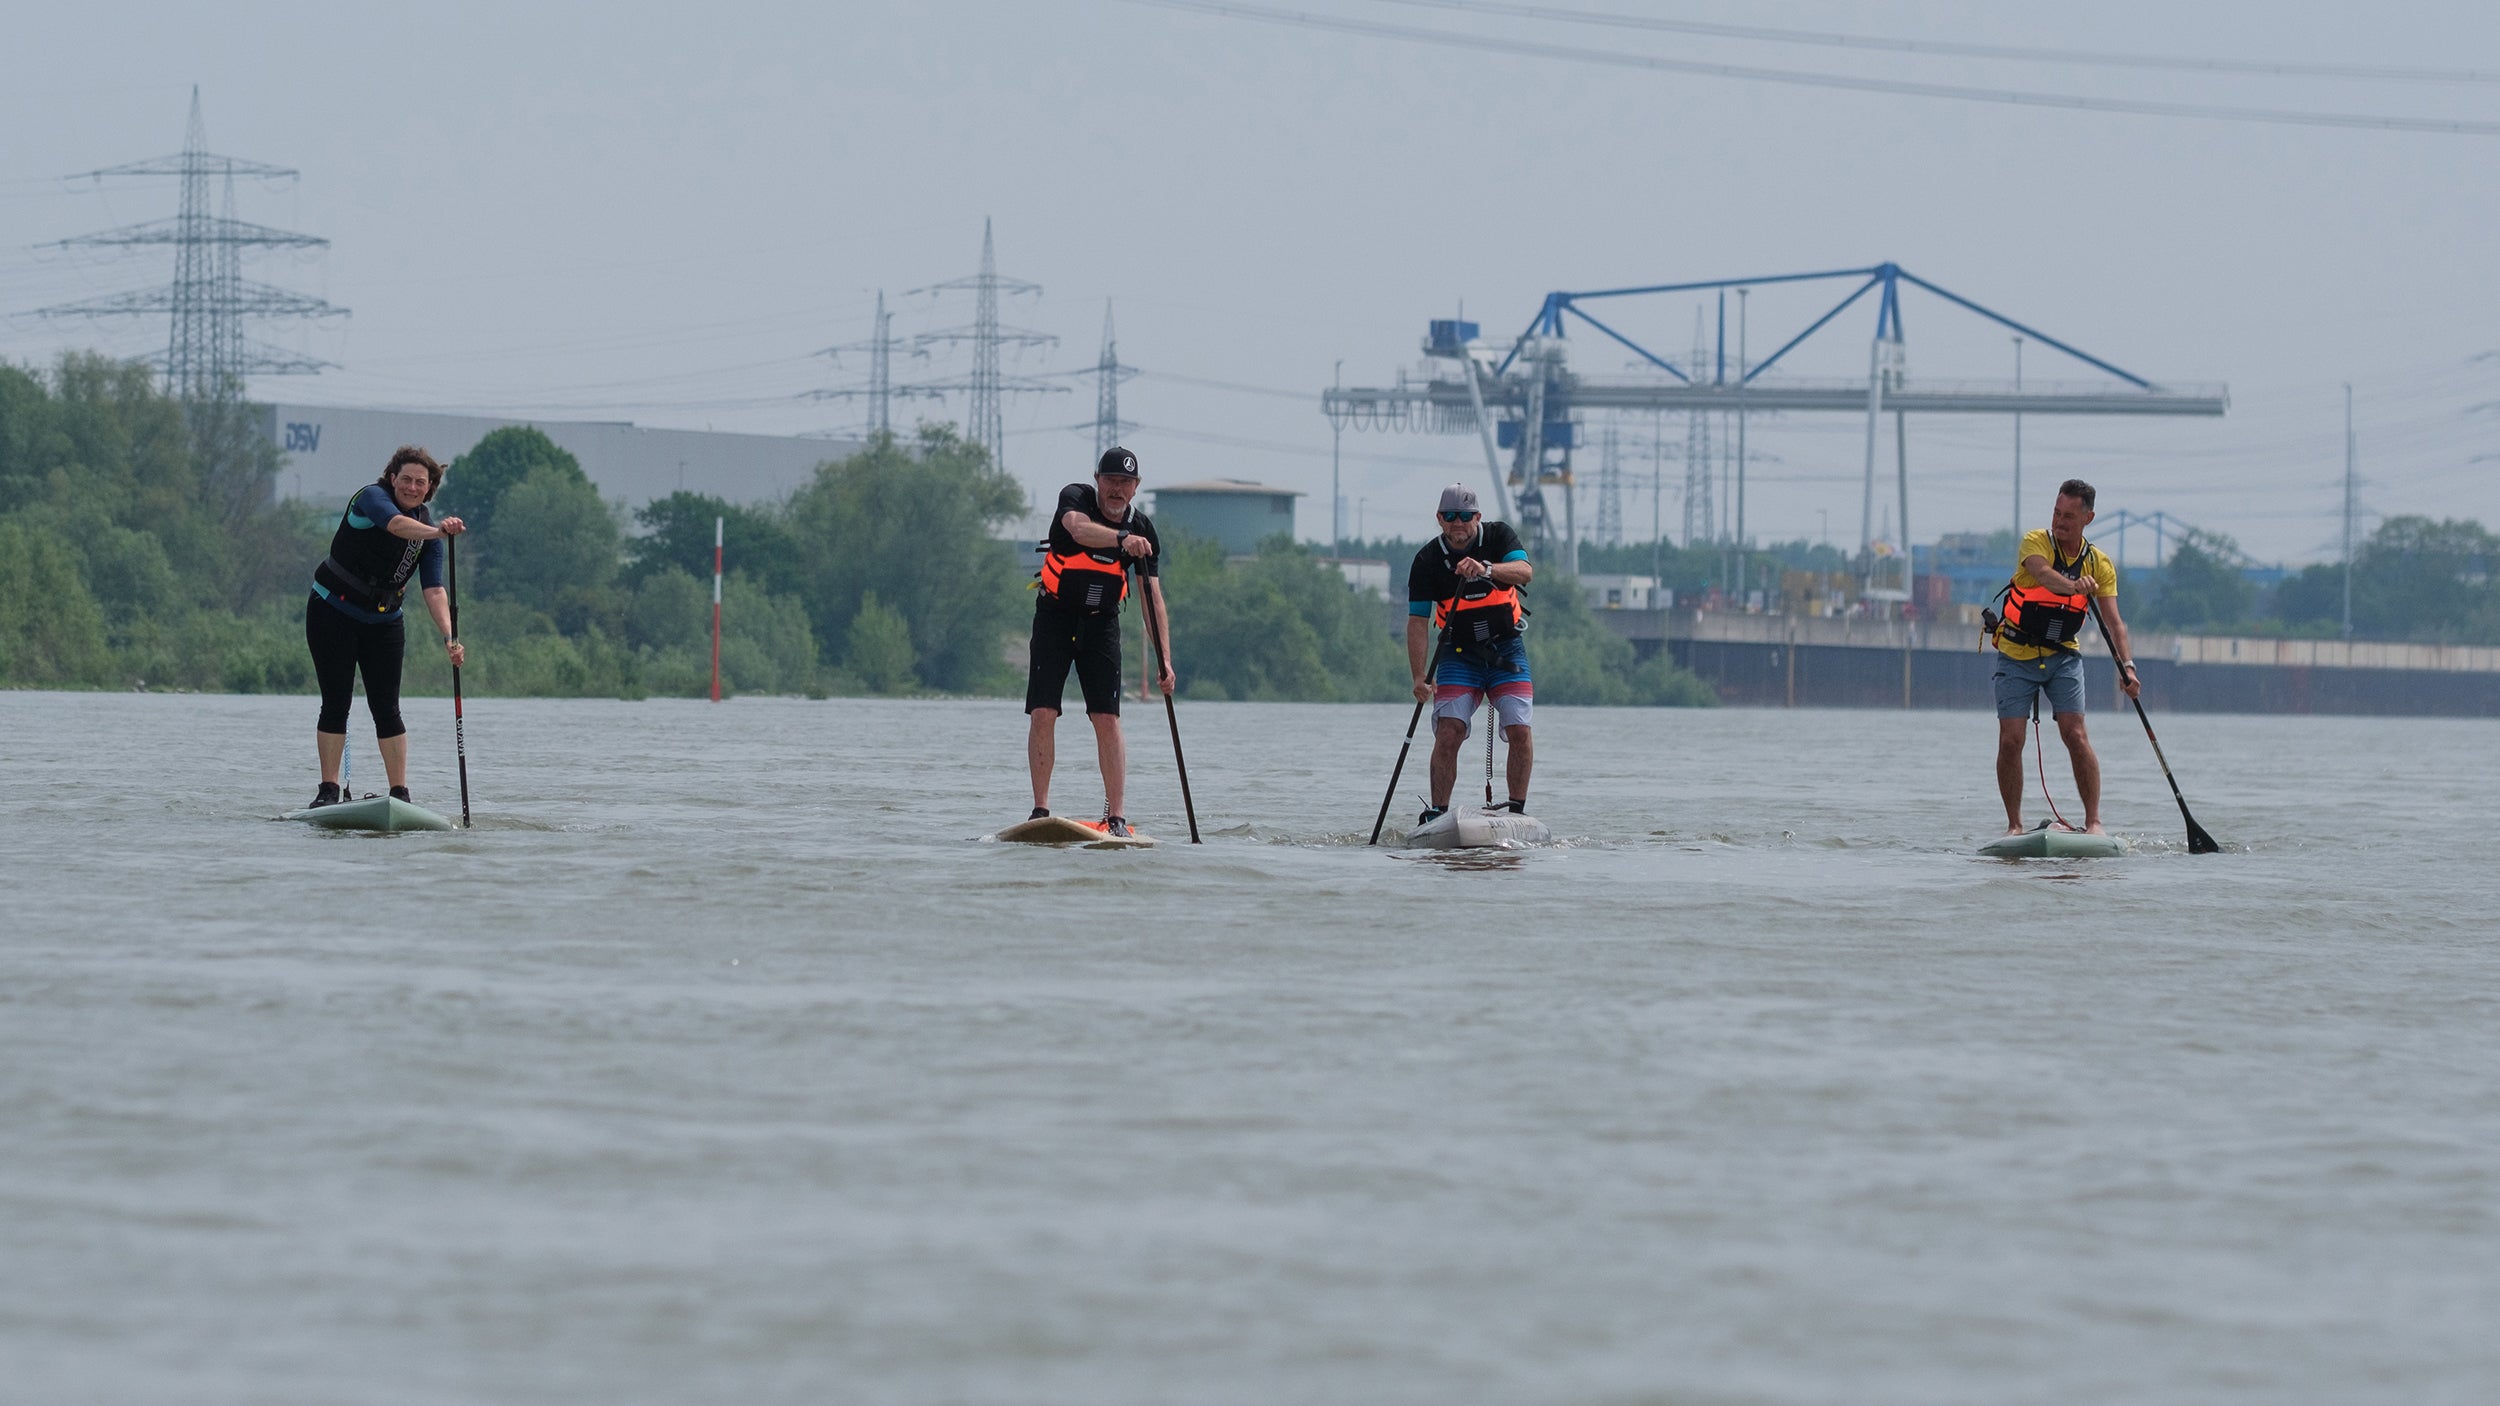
[16,355,2477,702]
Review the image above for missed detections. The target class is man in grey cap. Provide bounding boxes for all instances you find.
[1405,483,1536,826]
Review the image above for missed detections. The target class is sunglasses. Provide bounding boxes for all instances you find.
[1439,510,1478,522]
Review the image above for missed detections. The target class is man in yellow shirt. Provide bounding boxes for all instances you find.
[1989,478,2141,835]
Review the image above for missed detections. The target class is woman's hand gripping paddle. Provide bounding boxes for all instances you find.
[2088,595,2218,853]
[1141,581,1199,843]
[448,535,472,830]
[1368,698,1426,845]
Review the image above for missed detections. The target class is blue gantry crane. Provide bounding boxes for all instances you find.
[1323,262,2228,586]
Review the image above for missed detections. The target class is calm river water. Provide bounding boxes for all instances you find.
[3,690,2496,1404]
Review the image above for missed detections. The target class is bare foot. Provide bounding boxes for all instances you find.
[2004,821,2026,837]
[2084,821,2107,835]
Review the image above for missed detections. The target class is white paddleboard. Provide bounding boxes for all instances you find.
[1978,825,2126,859]
[283,795,455,833]
[991,816,1157,849]
[1403,807,1552,851]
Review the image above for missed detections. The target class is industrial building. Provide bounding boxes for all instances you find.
[1148,479,1302,556]
[257,403,861,509]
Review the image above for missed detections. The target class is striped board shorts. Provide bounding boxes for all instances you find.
[1433,636,1533,734]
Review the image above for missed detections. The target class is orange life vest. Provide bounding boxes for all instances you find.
[1038,546,1129,615]
[1992,542,2097,653]
[1437,574,1523,650]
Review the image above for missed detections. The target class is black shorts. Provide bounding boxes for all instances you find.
[1026,601,1122,716]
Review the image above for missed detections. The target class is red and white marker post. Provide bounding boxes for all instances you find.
[709,515,724,703]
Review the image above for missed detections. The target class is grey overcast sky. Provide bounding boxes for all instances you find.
[3,1,2496,562]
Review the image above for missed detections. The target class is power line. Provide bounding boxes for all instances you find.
[1371,0,2500,87]
[1127,0,2500,137]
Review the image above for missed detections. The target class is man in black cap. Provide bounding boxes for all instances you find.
[1024,446,1173,838]
[1406,482,1536,826]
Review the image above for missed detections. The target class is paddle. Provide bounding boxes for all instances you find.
[1368,698,1426,845]
[447,534,472,830]
[1140,579,1199,843]
[2087,594,2218,854]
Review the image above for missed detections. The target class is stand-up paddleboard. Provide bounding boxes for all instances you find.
[991,816,1157,849]
[283,795,456,833]
[1404,806,1551,851]
[1979,823,2125,860]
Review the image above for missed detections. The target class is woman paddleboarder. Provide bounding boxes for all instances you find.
[303,447,467,809]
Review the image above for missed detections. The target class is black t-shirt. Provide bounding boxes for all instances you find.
[1049,482,1160,581]
[1407,520,1526,615]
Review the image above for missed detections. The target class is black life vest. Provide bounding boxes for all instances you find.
[1433,535,1524,650]
[314,492,429,616]
[1991,541,2097,653]
[1037,544,1130,615]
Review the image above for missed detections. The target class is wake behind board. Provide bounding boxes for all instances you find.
[283,795,456,833]
[991,815,1156,849]
[1978,825,2125,860]
[1404,807,1552,851]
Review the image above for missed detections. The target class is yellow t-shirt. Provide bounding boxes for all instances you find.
[1997,529,2116,662]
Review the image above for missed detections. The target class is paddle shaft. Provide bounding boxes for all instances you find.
[1141,581,1199,843]
[2086,594,2217,853]
[1368,698,1426,845]
[448,535,472,829]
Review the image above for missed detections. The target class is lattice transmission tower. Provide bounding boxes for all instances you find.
[1595,420,1624,547]
[815,289,938,439]
[1682,311,1715,546]
[911,219,1061,473]
[1090,300,1138,460]
[38,88,344,403]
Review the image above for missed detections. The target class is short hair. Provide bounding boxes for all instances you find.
[380,446,445,503]
[2057,478,2096,510]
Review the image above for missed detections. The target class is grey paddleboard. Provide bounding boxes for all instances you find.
[1404,807,1552,850]
[284,796,456,833]
[1978,826,2126,859]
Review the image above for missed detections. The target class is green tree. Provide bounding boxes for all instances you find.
[478,463,621,615]
[629,567,709,654]
[628,491,803,596]
[1161,535,1402,701]
[2276,516,2500,644]
[436,426,586,541]
[845,590,917,693]
[784,424,1026,692]
[2137,537,2255,632]
[0,518,114,685]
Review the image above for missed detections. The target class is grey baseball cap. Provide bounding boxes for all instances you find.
[1437,483,1479,515]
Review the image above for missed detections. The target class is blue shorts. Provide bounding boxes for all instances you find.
[1993,649,2086,719]
[1433,636,1532,733]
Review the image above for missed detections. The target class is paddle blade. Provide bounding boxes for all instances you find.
[2184,812,2221,854]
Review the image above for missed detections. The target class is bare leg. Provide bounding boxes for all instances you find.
[1504,724,1533,803]
[378,734,410,790]
[1425,716,1467,809]
[318,730,346,786]
[1027,708,1057,811]
[1090,711,1127,818]
[1996,716,2027,834]
[2058,714,2104,833]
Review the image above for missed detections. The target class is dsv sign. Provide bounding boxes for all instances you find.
[283,422,323,453]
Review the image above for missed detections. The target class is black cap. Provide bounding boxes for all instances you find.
[1097,446,1140,478]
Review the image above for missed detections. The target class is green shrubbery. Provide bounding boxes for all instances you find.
[0,355,324,690]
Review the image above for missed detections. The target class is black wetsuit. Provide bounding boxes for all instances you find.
[305,484,442,739]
